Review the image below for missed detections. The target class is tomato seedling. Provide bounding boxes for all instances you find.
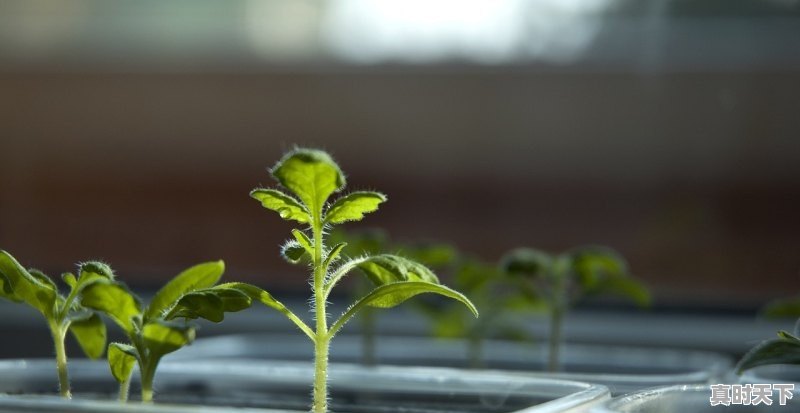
[501,246,650,372]
[0,250,110,398]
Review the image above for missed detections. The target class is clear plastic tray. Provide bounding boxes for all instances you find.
[0,359,608,413]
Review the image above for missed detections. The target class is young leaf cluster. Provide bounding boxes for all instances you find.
[80,260,240,402]
[500,245,650,371]
[0,250,110,398]
[248,148,478,413]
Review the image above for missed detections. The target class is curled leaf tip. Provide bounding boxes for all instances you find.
[79,261,115,279]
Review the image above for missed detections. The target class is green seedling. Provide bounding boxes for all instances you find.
[736,317,800,374]
[0,250,110,398]
[500,246,650,372]
[736,293,800,374]
[80,260,233,403]
[222,148,478,413]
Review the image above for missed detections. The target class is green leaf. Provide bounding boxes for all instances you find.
[0,250,58,317]
[569,246,629,289]
[62,273,77,289]
[78,261,115,281]
[69,313,107,359]
[250,188,310,224]
[762,297,800,319]
[28,269,57,293]
[216,282,314,340]
[142,321,195,358]
[145,260,225,322]
[107,343,137,384]
[270,148,346,216]
[0,270,15,300]
[165,287,252,323]
[324,192,387,224]
[331,281,478,336]
[500,248,552,278]
[323,242,347,269]
[357,254,440,285]
[588,276,651,307]
[281,240,308,264]
[81,282,142,333]
[736,333,800,374]
[292,229,314,255]
[324,254,441,298]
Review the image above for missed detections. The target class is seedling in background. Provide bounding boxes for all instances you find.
[418,257,543,368]
[0,250,109,398]
[737,317,800,374]
[736,294,800,374]
[501,246,650,372]
[214,148,478,413]
[80,260,237,403]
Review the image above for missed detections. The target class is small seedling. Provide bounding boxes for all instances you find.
[501,246,650,372]
[80,260,234,403]
[737,294,800,374]
[174,148,477,413]
[0,250,110,398]
[418,256,541,368]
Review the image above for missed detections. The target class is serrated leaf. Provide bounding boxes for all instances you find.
[0,251,57,317]
[762,297,800,319]
[325,254,440,297]
[324,192,387,224]
[28,269,57,293]
[142,321,195,359]
[81,282,142,333]
[331,281,478,335]
[281,240,308,264]
[323,242,347,269]
[78,262,115,281]
[500,248,552,278]
[69,313,107,359]
[270,148,346,216]
[165,287,252,323]
[357,254,440,285]
[736,334,800,374]
[107,343,137,384]
[250,188,310,224]
[145,261,225,322]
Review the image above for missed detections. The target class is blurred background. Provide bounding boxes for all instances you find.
[1,0,799,327]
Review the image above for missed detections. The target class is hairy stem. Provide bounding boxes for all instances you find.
[51,324,71,399]
[312,219,329,413]
[118,376,131,402]
[140,358,157,403]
